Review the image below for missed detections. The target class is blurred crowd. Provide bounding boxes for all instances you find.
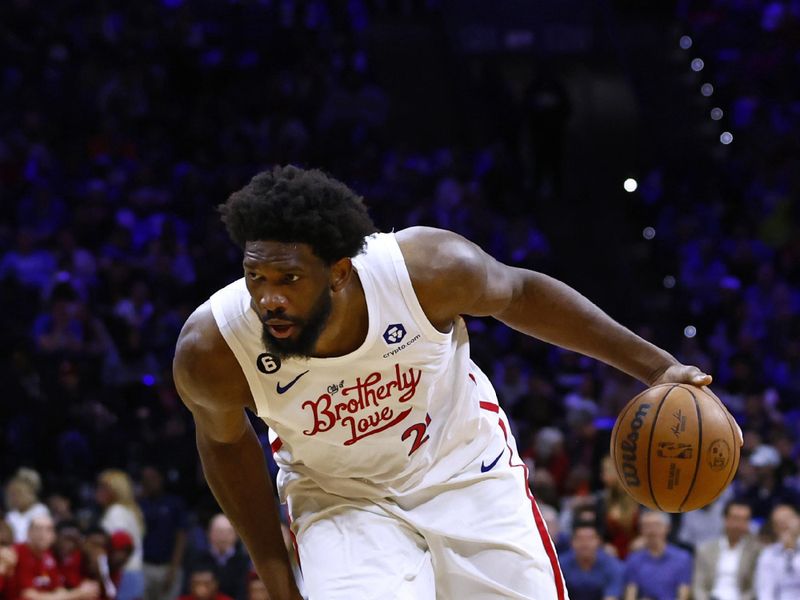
[0,465,287,600]
[1,1,799,599]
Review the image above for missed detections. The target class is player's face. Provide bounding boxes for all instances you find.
[244,241,334,360]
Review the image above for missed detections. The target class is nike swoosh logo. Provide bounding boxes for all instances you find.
[480,449,504,473]
[276,370,309,394]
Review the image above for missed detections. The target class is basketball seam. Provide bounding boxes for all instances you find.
[727,438,741,488]
[611,389,643,487]
[704,393,741,494]
[679,386,703,512]
[718,411,740,492]
[646,384,675,511]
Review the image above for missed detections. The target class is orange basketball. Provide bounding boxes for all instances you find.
[610,383,740,512]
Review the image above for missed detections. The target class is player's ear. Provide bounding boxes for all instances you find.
[329,257,352,292]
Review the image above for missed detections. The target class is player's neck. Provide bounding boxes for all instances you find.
[311,271,368,358]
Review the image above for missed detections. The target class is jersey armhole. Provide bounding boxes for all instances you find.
[387,234,451,344]
[209,299,272,419]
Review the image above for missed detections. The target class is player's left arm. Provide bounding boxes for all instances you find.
[398,226,709,387]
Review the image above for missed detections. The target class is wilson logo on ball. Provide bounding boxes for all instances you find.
[620,403,651,487]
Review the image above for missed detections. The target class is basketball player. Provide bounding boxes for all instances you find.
[173,166,714,600]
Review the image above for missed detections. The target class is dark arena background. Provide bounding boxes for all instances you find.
[1,1,799,599]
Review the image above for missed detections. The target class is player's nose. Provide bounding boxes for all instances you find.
[258,288,288,313]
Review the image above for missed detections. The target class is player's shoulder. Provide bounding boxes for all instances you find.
[395,226,482,262]
[394,226,486,283]
[173,301,245,402]
[393,226,492,327]
[174,301,223,363]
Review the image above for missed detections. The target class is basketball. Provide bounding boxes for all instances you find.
[610,383,740,512]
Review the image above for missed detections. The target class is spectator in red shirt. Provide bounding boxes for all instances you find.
[11,515,99,600]
[178,565,231,600]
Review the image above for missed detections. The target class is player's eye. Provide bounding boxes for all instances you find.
[246,271,262,281]
[284,274,300,283]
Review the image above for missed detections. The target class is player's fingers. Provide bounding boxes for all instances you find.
[684,365,712,386]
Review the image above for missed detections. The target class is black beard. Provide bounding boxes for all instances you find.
[260,289,332,360]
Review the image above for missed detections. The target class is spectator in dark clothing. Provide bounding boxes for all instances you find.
[184,516,248,600]
[140,467,187,600]
[740,445,800,521]
[524,66,572,199]
[178,564,232,600]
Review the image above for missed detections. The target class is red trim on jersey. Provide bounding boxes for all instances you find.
[479,401,499,413]
[496,418,566,600]
[271,437,283,453]
[286,514,301,567]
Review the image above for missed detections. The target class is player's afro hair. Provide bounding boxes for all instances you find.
[219,165,378,264]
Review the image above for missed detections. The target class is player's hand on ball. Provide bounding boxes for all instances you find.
[648,363,743,447]
[648,363,712,388]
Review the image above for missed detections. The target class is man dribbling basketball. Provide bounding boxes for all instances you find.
[173,165,714,600]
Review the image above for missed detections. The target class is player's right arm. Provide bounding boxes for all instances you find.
[173,302,301,600]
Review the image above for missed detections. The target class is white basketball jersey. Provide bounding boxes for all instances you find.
[209,232,500,500]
